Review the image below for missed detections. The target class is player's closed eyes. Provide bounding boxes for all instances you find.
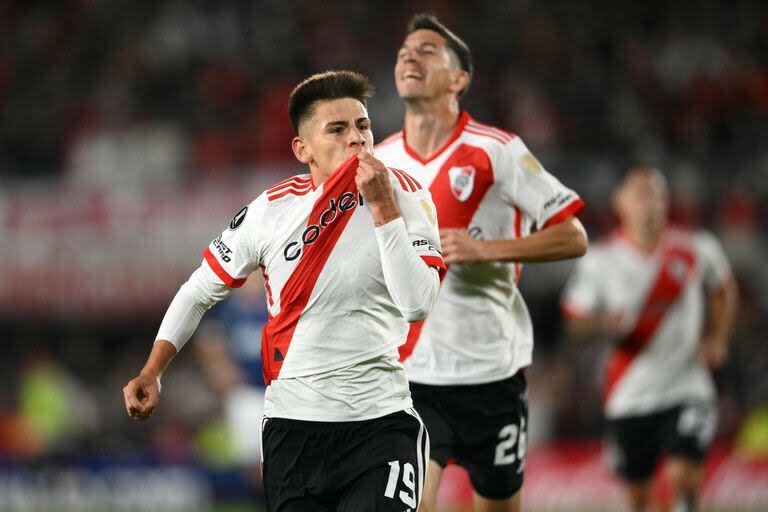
[398,46,436,59]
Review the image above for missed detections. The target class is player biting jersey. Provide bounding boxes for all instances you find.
[561,165,737,512]
[123,70,445,511]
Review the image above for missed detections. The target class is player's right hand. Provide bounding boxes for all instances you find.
[356,150,396,206]
[356,150,401,226]
[123,372,161,422]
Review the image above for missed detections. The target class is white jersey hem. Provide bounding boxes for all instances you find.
[265,398,413,422]
[407,365,526,387]
[605,389,716,419]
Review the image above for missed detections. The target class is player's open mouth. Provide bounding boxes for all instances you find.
[402,71,423,81]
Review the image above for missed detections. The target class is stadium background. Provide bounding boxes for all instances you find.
[1,0,766,510]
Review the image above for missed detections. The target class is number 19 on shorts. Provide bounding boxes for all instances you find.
[384,460,417,508]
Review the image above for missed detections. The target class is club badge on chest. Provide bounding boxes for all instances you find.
[448,166,476,202]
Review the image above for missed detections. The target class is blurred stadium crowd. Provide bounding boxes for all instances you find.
[0,0,766,508]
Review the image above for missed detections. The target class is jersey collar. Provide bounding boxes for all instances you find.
[402,110,471,165]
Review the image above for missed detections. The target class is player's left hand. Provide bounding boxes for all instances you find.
[440,228,486,263]
[700,336,728,369]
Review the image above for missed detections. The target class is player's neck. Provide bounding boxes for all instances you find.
[624,226,665,254]
[307,161,335,188]
[403,98,461,160]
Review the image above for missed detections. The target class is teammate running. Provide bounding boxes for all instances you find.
[561,165,737,512]
[376,14,588,512]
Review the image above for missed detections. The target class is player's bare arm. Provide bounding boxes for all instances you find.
[123,339,177,422]
[356,150,402,227]
[701,273,738,368]
[440,215,587,264]
[566,311,625,343]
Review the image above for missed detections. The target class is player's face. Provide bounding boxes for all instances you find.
[616,171,669,234]
[294,98,373,177]
[396,29,459,100]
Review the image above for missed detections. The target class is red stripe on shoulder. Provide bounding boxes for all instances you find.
[268,175,311,190]
[204,247,246,288]
[389,168,410,191]
[465,127,508,145]
[399,169,422,190]
[391,167,421,191]
[267,187,312,202]
[467,121,513,141]
[468,121,516,141]
[267,175,313,195]
[269,179,312,195]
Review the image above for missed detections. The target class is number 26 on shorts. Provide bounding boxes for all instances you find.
[494,417,527,466]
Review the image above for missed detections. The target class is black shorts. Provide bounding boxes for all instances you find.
[606,401,717,481]
[409,371,528,500]
[261,409,429,512]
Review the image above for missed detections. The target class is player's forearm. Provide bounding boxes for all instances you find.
[141,339,178,379]
[483,217,587,263]
[708,275,738,344]
[375,217,440,322]
[566,315,607,342]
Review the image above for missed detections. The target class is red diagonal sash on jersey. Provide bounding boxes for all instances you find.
[398,144,495,361]
[604,244,697,404]
[260,156,359,385]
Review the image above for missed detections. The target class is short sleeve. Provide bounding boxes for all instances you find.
[391,170,445,271]
[695,230,731,290]
[203,194,268,288]
[560,248,604,318]
[493,137,584,229]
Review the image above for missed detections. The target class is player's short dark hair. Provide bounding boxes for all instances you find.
[288,70,374,134]
[620,163,664,181]
[618,163,668,190]
[406,13,473,96]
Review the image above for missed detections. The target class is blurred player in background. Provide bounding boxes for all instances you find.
[194,274,267,469]
[123,70,445,511]
[561,166,737,512]
[376,13,588,512]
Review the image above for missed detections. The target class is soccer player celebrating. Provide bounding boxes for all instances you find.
[561,166,737,512]
[123,70,445,511]
[376,14,588,512]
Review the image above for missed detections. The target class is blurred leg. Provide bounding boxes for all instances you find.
[664,457,702,512]
[418,460,443,512]
[625,479,652,512]
[472,489,520,512]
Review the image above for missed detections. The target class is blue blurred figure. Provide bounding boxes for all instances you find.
[195,274,268,466]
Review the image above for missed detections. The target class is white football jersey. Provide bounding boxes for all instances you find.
[202,155,443,419]
[561,228,731,418]
[376,112,584,385]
